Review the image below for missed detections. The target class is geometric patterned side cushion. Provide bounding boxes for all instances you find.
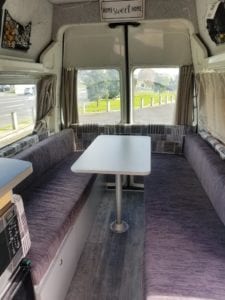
[215,143,225,160]
[199,130,225,160]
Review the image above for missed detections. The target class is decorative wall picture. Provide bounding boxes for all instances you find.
[2,9,31,51]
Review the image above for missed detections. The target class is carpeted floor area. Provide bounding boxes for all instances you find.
[66,190,144,300]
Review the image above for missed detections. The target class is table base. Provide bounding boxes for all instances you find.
[110,220,129,233]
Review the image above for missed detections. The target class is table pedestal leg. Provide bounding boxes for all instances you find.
[110,174,129,233]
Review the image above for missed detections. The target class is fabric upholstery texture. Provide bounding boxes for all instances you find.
[14,128,76,195]
[13,129,96,285]
[72,124,193,154]
[184,134,225,226]
[198,129,210,140]
[198,130,225,160]
[19,152,95,285]
[215,143,225,160]
[144,153,225,300]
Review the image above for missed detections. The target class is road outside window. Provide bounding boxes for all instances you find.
[0,84,36,148]
[133,68,179,124]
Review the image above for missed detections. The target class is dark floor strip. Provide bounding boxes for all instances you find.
[66,190,144,300]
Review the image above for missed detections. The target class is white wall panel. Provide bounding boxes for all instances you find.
[64,20,192,68]
[64,24,124,68]
[53,0,198,38]
[0,0,53,61]
[129,21,192,67]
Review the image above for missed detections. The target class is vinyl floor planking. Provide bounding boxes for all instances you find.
[66,190,144,300]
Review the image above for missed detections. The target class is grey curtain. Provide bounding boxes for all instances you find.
[175,65,194,125]
[34,75,56,134]
[61,68,79,128]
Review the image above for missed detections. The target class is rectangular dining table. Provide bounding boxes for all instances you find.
[71,135,151,233]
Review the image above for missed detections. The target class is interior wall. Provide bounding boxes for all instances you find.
[0,0,53,61]
[63,21,193,68]
[52,0,198,38]
[195,0,225,56]
[63,25,124,68]
[129,20,192,67]
[63,20,192,125]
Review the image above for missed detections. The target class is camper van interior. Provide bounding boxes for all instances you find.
[0,0,225,299]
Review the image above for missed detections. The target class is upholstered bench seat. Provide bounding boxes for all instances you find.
[13,129,97,288]
[184,134,225,227]
[21,152,95,284]
[144,153,225,300]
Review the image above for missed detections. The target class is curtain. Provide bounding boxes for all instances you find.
[197,73,225,143]
[61,68,79,128]
[175,65,194,125]
[34,75,56,134]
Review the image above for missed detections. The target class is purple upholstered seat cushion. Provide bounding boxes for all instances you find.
[184,134,225,226]
[144,154,225,300]
[19,152,95,285]
[14,129,76,194]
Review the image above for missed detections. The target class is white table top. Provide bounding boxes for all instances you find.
[71,135,151,175]
[0,158,33,198]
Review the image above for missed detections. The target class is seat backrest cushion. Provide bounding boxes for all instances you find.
[184,134,225,226]
[14,129,75,193]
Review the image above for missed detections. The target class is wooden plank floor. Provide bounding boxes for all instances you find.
[66,190,144,300]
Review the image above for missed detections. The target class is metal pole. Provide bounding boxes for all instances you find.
[115,174,122,224]
[107,100,110,112]
[110,174,129,233]
[11,112,18,130]
[108,22,140,124]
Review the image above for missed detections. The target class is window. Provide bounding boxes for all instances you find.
[77,69,121,124]
[132,68,179,124]
[0,84,36,148]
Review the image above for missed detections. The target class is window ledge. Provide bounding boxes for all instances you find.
[0,134,39,158]
[0,56,52,74]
